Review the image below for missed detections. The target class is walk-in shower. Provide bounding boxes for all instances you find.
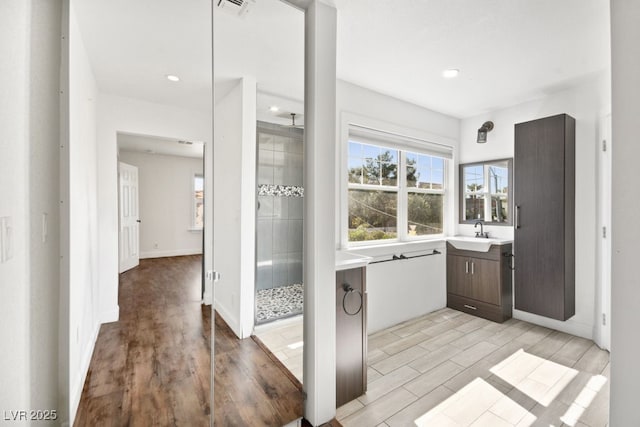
[255,120,304,324]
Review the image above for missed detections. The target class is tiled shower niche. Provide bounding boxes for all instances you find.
[255,121,304,323]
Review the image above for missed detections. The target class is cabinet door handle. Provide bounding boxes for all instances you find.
[471,261,475,275]
[515,205,521,229]
[464,304,477,310]
[465,261,469,274]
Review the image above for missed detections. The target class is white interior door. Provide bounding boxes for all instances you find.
[119,161,140,273]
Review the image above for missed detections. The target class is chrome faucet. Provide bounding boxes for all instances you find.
[474,221,489,238]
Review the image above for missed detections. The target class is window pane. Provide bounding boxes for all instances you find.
[491,195,508,223]
[406,152,445,190]
[380,162,397,186]
[408,193,443,235]
[348,189,397,241]
[489,165,508,194]
[348,157,363,184]
[348,140,362,158]
[464,165,484,192]
[415,158,432,189]
[194,175,204,192]
[406,152,418,187]
[195,201,204,227]
[464,194,484,221]
[194,174,204,228]
[361,148,398,187]
[362,143,381,160]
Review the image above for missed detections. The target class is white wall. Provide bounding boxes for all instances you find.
[360,241,447,333]
[118,151,203,259]
[213,77,256,339]
[68,4,102,422]
[96,93,212,318]
[458,73,610,341]
[1,1,63,422]
[610,1,640,425]
[0,0,33,418]
[29,0,63,418]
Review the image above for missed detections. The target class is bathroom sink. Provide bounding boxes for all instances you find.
[447,236,512,252]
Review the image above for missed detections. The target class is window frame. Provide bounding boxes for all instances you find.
[343,119,453,247]
[459,158,513,226]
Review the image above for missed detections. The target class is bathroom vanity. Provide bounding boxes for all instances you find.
[446,238,513,323]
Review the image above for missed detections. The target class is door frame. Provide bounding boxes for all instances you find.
[596,112,612,350]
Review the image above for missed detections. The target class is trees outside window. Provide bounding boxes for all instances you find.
[347,140,446,243]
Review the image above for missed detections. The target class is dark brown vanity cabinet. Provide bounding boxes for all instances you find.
[446,243,513,323]
[514,114,575,321]
[336,267,367,407]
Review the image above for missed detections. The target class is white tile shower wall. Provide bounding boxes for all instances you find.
[256,123,304,291]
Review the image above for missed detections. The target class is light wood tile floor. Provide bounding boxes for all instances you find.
[254,315,304,383]
[254,308,610,427]
[339,308,610,427]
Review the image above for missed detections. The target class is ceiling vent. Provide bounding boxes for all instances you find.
[216,0,254,17]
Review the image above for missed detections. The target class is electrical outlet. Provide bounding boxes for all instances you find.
[154,243,158,249]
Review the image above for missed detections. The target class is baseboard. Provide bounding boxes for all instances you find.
[100,306,119,324]
[69,321,101,425]
[202,282,212,306]
[139,248,202,259]
[214,300,241,339]
[513,309,594,340]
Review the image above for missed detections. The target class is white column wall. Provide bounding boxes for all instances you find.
[0,1,32,419]
[212,77,257,338]
[610,1,640,425]
[303,1,338,424]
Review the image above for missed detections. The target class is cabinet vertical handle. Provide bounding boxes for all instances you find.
[471,261,475,275]
[465,261,469,274]
[515,205,521,229]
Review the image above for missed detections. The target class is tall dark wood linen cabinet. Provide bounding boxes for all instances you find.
[514,114,575,321]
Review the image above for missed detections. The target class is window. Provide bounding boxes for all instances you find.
[193,174,204,229]
[459,159,512,225]
[346,127,450,244]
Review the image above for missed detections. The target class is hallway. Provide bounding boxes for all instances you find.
[75,255,304,426]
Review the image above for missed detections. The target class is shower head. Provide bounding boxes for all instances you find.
[276,111,304,128]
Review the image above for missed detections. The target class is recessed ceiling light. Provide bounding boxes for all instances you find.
[166,74,180,82]
[442,69,460,79]
[269,105,279,112]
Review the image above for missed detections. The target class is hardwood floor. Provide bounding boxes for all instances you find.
[74,255,304,426]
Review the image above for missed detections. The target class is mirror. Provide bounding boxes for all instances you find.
[459,158,513,225]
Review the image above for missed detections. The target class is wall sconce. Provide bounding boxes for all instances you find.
[477,121,494,143]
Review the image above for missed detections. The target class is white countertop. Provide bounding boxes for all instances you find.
[335,250,372,271]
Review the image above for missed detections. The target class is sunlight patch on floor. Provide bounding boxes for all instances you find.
[413,349,588,426]
[560,374,607,426]
[490,349,579,406]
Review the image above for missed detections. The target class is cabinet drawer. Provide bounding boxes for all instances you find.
[447,293,508,323]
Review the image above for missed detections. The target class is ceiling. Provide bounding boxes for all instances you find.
[74,0,610,119]
[118,133,204,159]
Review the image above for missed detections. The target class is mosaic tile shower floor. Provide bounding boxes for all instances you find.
[256,283,304,323]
